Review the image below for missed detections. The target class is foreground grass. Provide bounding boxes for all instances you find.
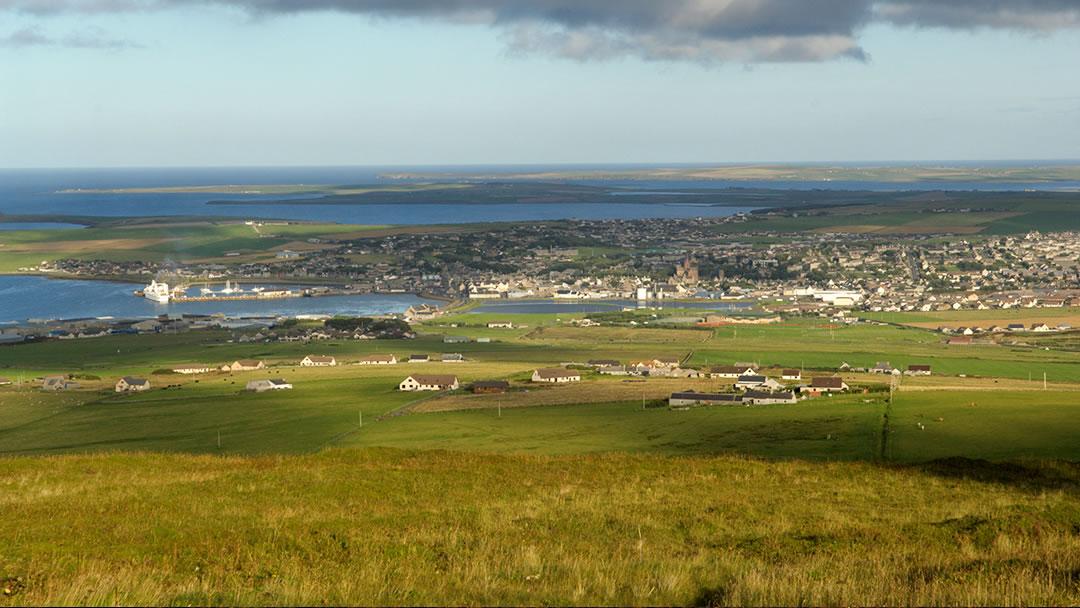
[1,449,1078,606]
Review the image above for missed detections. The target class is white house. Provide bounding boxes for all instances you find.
[358,354,397,365]
[222,360,266,372]
[709,365,758,379]
[734,375,784,391]
[171,364,212,374]
[742,391,797,405]
[531,368,581,383]
[247,379,293,392]
[300,355,337,367]
[802,377,849,392]
[398,374,459,391]
[115,376,150,393]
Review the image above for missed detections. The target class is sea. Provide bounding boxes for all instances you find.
[2,163,1079,322]
[0,276,433,325]
[3,163,1079,225]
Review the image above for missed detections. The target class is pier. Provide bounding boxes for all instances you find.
[135,284,367,303]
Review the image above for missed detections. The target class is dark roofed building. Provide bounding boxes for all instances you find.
[669,391,741,406]
[742,391,796,405]
[472,380,510,393]
[588,359,621,367]
[804,377,848,392]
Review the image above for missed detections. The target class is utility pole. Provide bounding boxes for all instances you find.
[217,431,221,449]
[643,392,646,410]
[1044,372,1047,390]
[498,401,502,418]
[359,410,363,426]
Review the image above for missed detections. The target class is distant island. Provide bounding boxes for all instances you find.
[378,164,1080,183]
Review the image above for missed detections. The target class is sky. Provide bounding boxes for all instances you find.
[1,0,1079,168]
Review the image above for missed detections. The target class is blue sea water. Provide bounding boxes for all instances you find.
[0,164,1076,321]
[1,165,1077,226]
[0,222,86,230]
[0,275,435,325]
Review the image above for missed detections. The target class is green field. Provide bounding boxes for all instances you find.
[3,308,1080,605]
[1,449,1078,606]
[887,391,1080,462]
[5,319,1080,461]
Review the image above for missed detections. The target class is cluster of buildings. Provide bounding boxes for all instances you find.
[21,216,1080,320]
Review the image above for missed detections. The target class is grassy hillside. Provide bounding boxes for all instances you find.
[1,449,1078,606]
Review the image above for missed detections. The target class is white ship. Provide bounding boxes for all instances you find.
[144,280,171,303]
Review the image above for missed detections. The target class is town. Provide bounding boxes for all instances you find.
[23,216,1080,320]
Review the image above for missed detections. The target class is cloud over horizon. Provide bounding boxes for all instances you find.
[2,0,1079,62]
[0,24,138,48]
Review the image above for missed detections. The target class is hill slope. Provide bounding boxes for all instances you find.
[2,449,1078,606]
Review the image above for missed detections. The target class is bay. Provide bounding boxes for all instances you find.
[0,276,435,325]
[3,166,1078,226]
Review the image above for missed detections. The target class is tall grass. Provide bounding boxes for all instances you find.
[1,449,1078,606]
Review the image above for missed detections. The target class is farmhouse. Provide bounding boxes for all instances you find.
[246,379,293,392]
[803,377,849,392]
[472,380,509,394]
[588,359,621,367]
[871,362,899,375]
[906,364,932,376]
[300,355,337,367]
[486,321,513,329]
[531,368,581,383]
[598,365,630,376]
[441,353,466,363]
[652,357,681,369]
[709,365,758,379]
[358,354,397,365]
[114,376,150,393]
[742,391,797,405]
[735,376,783,391]
[222,360,265,372]
[408,354,430,363]
[781,369,802,380]
[171,364,212,374]
[42,376,78,391]
[399,374,460,392]
[668,391,741,406]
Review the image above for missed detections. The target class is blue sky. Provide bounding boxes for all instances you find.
[2,1,1079,167]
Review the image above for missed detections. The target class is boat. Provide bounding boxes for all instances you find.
[144,280,171,303]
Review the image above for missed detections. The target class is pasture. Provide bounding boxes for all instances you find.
[1,448,1078,606]
[887,390,1080,462]
[3,316,1080,463]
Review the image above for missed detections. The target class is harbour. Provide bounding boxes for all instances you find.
[135,279,366,303]
[0,275,437,325]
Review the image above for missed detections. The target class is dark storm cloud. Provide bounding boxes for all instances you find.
[875,0,1080,30]
[2,0,1079,61]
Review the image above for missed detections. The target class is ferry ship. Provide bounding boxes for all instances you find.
[144,280,171,303]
